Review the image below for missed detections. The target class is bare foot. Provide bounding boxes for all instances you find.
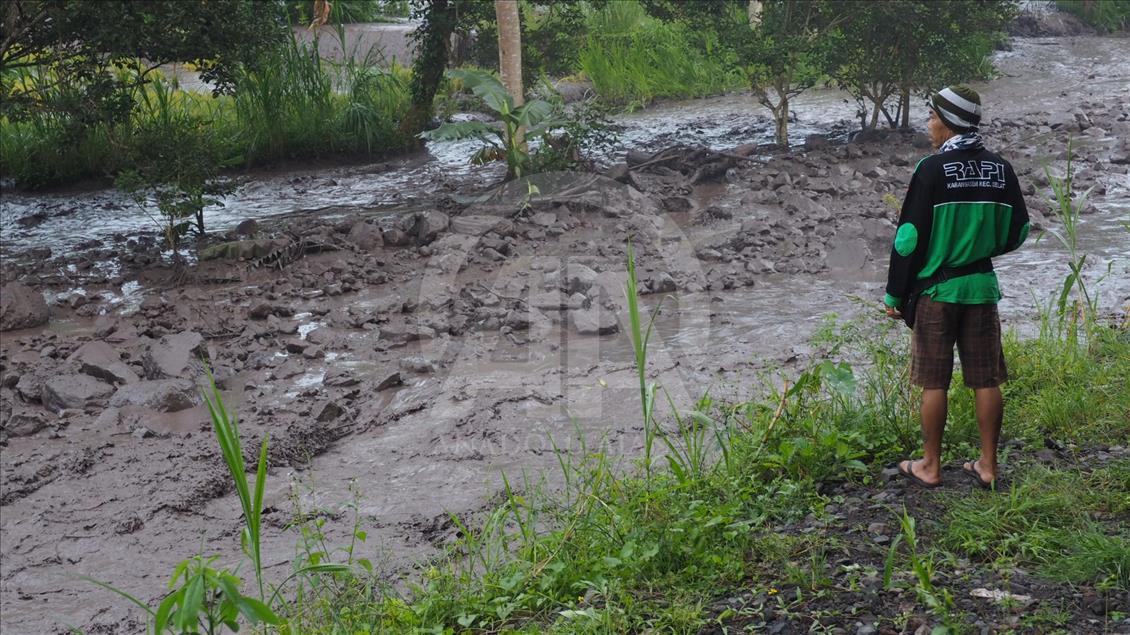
[899,459,942,487]
[962,459,996,488]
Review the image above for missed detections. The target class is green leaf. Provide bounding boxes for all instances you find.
[235,596,282,625]
[176,572,205,632]
[516,99,556,128]
[449,69,511,114]
[154,589,181,634]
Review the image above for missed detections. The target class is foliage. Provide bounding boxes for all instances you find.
[282,0,409,25]
[114,78,235,253]
[578,1,745,108]
[420,69,561,179]
[1,0,287,125]
[530,98,621,173]
[1055,0,1130,32]
[1,30,412,188]
[1038,139,1109,332]
[885,509,962,632]
[470,1,591,87]
[402,0,494,136]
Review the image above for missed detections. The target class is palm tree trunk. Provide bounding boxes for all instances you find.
[495,0,525,150]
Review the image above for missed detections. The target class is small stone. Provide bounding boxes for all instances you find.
[314,400,344,422]
[399,357,436,374]
[572,307,618,335]
[376,372,403,391]
[324,367,360,387]
[3,411,48,437]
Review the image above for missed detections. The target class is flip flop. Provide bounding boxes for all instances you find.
[898,459,941,488]
[962,460,995,490]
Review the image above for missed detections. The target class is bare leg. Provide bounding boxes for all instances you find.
[969,386,1003,483]
[902,387,947,485]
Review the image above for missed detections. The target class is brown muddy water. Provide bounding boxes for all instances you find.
[1,36,1129,633]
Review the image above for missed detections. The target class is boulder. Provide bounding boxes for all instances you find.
[376,372,403,391]
[41,374,114,412]
[313,400,344,422]
[3,411,48,437]
[572,307,619,336]
[503,309,531,331]
[234,219,260,237]
[143,331,207,379]
[324,367,361,387]
[346,221,383,251]
[69,341,139,385]
[248,303,295,320]
[0,282,50,331]
[16,374,43,402]
[411,210,450,246]
[803,134,831,151]
[109,379,198,412]
[381,227,412,247]
[646,272,677,294]
[563,263,599,295]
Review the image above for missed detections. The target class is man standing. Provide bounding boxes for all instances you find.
[884,85,1030,489]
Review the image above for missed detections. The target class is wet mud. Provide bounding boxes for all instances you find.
[1,36,1129,632]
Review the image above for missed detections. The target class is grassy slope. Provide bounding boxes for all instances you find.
[273,314,1128,634]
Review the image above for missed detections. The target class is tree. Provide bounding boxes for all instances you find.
[825,0,1016,131]
[739,0,839,148]
[495,0,525,149]
[1,0,287,125]
[645,0,841,148]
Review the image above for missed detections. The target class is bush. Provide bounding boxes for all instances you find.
[1055,0,1130,32]
[0,32,413,189]
[578,20,744,107]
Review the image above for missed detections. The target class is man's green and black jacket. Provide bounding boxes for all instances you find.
[884,145,1030,309]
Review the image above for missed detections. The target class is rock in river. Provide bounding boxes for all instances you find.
[41,374,114,412]
[0,282,50,331]
[109,379,198,412]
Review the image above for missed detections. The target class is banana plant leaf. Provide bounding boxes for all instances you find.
[449,69,512,116]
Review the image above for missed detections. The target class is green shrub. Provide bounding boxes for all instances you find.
[1055,0,1130,32]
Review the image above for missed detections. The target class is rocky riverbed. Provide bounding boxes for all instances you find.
[1,36,1129,633]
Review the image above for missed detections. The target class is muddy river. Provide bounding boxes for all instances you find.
[1,36,1128,633]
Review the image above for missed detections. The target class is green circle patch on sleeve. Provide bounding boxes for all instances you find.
[894,223,918,256]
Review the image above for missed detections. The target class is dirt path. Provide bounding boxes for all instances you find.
[1,36,1128,633]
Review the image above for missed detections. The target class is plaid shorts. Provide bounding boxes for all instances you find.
[911,296,1008,389]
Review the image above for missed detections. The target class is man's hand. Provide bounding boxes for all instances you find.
[885,305,902,320]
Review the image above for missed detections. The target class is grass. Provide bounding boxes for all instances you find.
[0,29,413,189]
[577,1,746,109]
[1055,0,1130,33]
[82,223,1126,631]
[83,268,1127,632]
[248,253,1123,633]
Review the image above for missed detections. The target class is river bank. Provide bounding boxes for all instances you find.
[1,36,1129,633]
